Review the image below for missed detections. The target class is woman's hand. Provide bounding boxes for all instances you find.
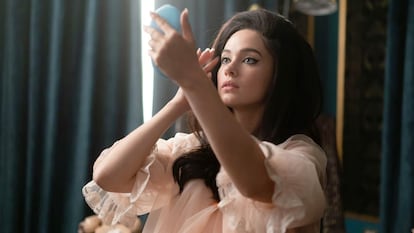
[170,48,219,113]
[144,9,212,87]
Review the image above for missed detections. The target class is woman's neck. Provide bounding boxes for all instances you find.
[232,106,264,134]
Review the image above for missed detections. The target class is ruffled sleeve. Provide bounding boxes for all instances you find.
[218,134,327,233]
[82,133,200,228]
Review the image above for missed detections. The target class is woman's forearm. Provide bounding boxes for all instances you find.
[180,73,274,202]
[93,100,187,193]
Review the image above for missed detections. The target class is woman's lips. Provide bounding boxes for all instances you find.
[221,81,239,90]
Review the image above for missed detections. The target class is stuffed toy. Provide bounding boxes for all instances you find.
[78,215,142,233]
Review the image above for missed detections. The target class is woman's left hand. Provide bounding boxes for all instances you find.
[145,8,205,86]
[170,48,219,113]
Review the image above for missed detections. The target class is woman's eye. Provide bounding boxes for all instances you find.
[243,57,258,64]
[221,57,230,64]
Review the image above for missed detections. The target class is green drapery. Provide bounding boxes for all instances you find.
[0,1,142,232]
[380,0,414,232]
[314,13,338,117]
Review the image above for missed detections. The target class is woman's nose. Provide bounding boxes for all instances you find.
[223,62,237,77]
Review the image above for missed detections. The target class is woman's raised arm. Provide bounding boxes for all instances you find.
[93,47,217,193]
[92,96,187,193]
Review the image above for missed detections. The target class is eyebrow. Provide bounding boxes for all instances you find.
[222,48,262,56]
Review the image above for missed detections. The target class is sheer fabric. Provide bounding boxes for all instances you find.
[83,133,327,233]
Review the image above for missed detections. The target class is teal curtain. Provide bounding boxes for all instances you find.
[0,1,142,233]
[380,0,414,232]
[314,13,338,117]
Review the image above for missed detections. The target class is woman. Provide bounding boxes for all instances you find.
[83,8,327,233]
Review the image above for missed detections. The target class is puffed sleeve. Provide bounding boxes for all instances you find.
[218,134,327,233]
[82,133,199,228]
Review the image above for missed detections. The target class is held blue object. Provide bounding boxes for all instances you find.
[150,4,182,79]
[150,4,181,33]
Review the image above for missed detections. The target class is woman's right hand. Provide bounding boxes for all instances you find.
[170,48,219,112]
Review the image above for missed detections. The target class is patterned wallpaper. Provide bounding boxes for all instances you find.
[342,0,388,217]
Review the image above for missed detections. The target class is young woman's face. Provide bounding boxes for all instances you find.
[217,29,274,111]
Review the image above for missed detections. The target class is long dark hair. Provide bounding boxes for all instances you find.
[173,9,323,202]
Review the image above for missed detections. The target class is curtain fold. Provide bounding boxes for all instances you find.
[380,0,414,232]
[0,1,142,232]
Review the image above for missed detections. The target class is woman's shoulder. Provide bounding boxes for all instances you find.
[161,132,201,154]
[254,134,326,166]
[169,132,200,144]
[257,134,323,152]
[283,134,322,148]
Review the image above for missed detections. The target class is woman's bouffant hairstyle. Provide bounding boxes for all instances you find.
[173,9,323,202]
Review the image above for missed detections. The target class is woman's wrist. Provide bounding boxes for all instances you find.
[164,98,189,120]
[176,67,207,89]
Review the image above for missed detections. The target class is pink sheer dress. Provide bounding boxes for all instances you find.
[83,133,327,233]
